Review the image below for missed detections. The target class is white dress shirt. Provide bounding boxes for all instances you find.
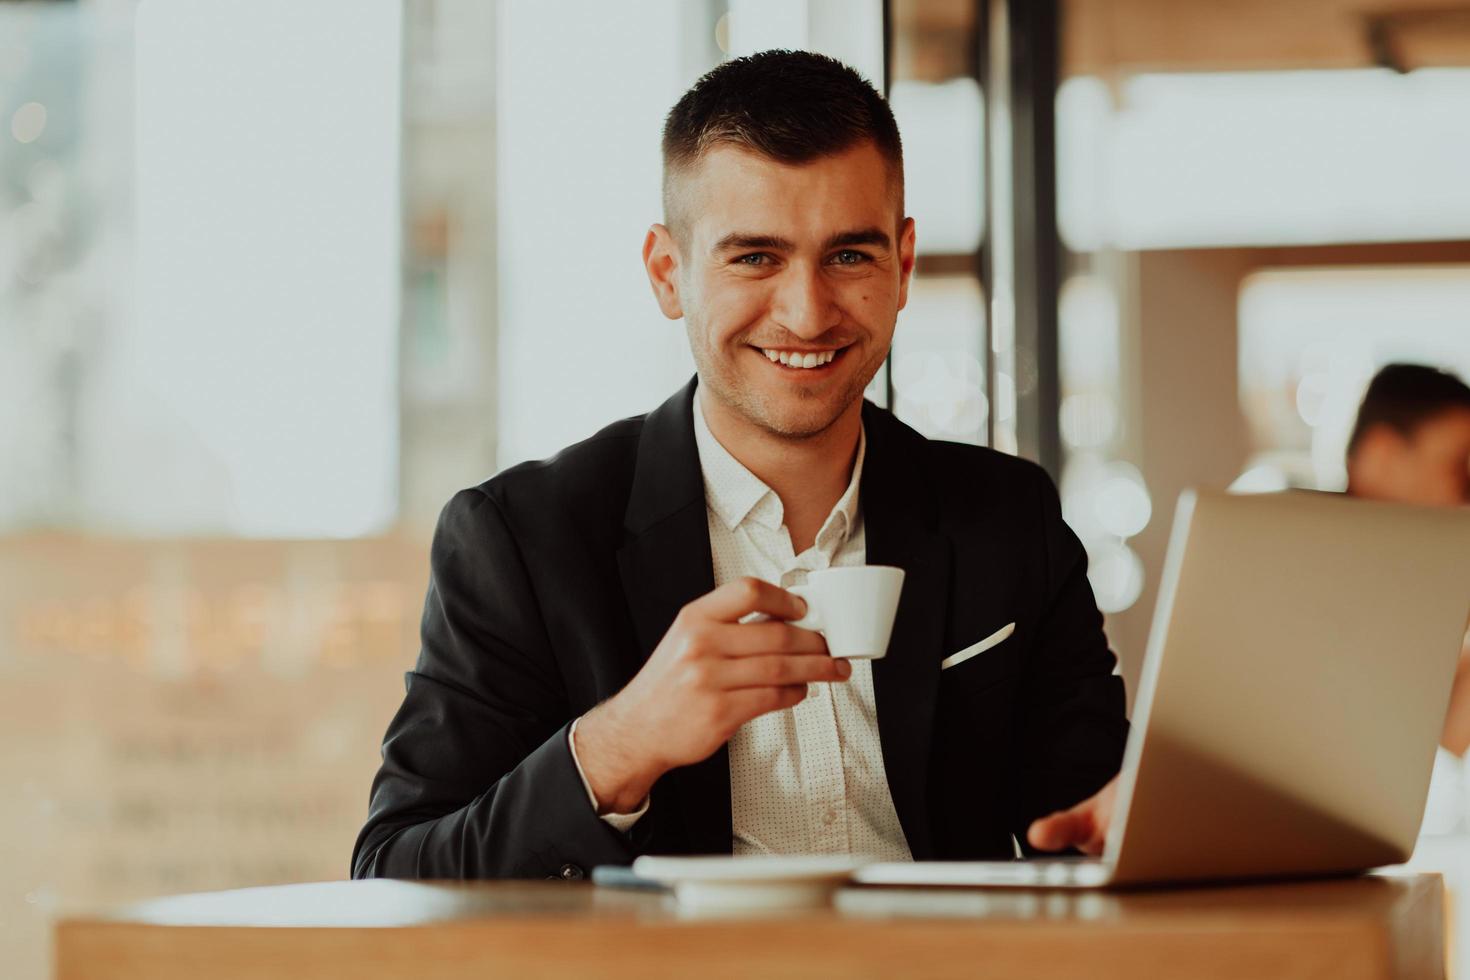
[570,392,912,860]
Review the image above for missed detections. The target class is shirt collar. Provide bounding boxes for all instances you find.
[691,385,866,543]
[824,429,865,544]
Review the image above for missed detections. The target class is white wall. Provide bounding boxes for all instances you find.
[494,0,700,468]
[119,0,402,536]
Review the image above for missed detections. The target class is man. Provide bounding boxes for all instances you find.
[352,50,1127,881]
[1346,363,1470,510]
[1344,363,1470,753]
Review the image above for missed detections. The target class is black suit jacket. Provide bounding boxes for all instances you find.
[352,380,1128,880]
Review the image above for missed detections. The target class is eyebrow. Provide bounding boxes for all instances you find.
[824,228,891,251]
[710,227,892,255]
[712,233,795,254]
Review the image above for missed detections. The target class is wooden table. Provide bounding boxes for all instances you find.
[55,873,1444,980]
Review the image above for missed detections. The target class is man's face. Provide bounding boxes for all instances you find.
[652,141,915,440]
[1354,408,1470,507]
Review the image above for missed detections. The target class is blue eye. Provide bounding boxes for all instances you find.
[832,250,869,265]
[735,253,769,265]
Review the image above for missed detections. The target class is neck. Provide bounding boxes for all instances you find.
[698,387,861,553]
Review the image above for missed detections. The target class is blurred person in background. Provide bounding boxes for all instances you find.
[352,50,1128,881]
[1344,364,1470,823]
[1346,363,1470,512]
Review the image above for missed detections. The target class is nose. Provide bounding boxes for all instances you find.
[771,265,840,340]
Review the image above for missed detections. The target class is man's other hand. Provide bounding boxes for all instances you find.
[574,577,849,814]
[1026,775,1119,855]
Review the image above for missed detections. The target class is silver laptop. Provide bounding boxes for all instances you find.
[856,489,1470,889]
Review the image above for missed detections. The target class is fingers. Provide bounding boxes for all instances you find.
[1026,807,1105,855]
[714,620,829,658]
[693,577,807,624]
[723,684,810,721]
[1028,776,1118,855]
[718,653,851,689]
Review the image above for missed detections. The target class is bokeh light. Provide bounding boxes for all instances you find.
[10,101,46,144]
[1094,462,1152,539]
[891,276,988,445]
[1086,540,1145,615]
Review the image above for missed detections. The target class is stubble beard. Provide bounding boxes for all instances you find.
[688,322,889,441]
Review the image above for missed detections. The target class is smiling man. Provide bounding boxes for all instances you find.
[352,50,1127,881]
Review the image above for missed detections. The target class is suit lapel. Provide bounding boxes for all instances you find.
[861,402,951,860]
[612,387,951,858]
[616,379,731,854]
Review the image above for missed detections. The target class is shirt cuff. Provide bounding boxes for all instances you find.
[568,716,649,832]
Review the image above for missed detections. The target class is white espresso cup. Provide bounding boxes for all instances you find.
[787,565,905,659]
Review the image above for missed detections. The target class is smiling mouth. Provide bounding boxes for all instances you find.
[754,346,848,370]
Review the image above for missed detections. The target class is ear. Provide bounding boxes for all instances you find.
[895,216,917,312]
[1347,424,1405,495]
[643,223,684,320]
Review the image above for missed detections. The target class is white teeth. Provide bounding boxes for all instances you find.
[760,348,841,368]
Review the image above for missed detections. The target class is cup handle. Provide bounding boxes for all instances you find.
[786,585,822,632]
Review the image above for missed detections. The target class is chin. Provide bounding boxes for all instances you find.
[760,411,844,440]
[695,344,877,440]
[748,385,859,439]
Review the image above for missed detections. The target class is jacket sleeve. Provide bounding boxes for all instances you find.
[1012,467,1130,850]
[351,488,637,879]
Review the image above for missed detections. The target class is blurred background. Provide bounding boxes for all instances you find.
[3,0,1469,976]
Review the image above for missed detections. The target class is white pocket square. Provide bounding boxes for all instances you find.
[941,622,1016,670]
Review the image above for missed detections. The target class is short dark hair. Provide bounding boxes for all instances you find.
[1347,363,1470,457]
[661,49,903,233]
